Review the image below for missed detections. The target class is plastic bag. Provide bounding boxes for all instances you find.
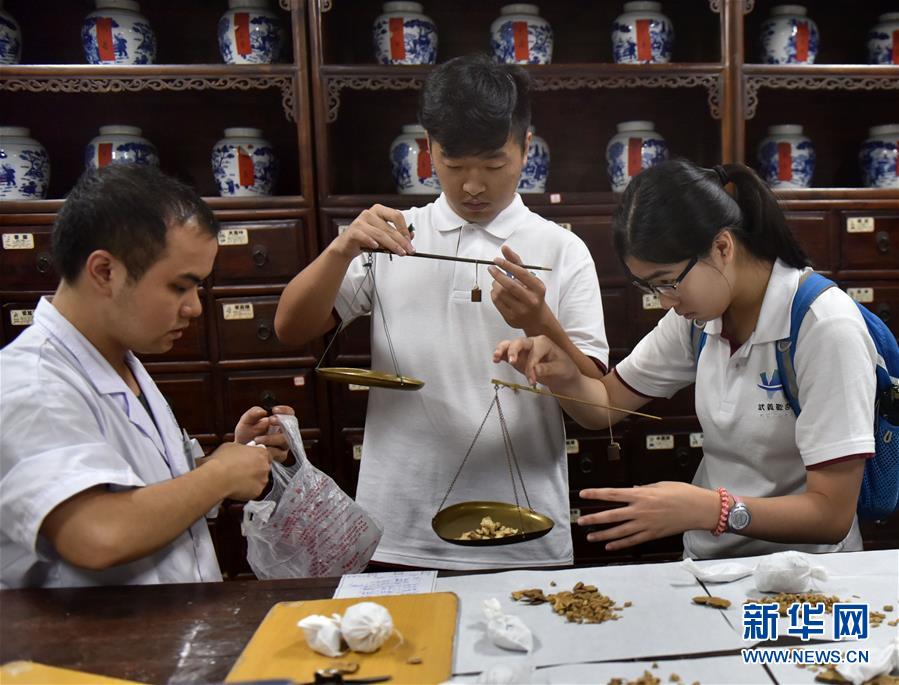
[242,414,382,578]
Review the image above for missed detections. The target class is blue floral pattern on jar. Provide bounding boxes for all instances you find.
[758,139,815,188]
[0,147,50,200]
[218,12,283,64]
[212,144,278,196]
[859,138,898,189]
[85,142,159,169]
[0,11,22,65]
[867,15,899,64]
[518,136,549,192]
[490,21,553,65]
[760,15,819,64]
[612,19,673,64]
[390,141,440,194]
[373,17,437,65]
[82,15,156,65]
[606,137,668,192]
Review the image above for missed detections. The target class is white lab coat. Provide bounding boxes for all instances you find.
[0,297,222,588]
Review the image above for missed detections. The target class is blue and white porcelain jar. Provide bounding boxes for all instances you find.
[859,124,899,189]
[606,121,668,193]
[211,128,278,197]
[0,1,22,65]
[85,125,159,170]
[373,2,437,65]
[760,5,818,65]
[867,13,899,65]
[0,127,50,200]
[490,4,553,65]
[82,0,156,65]
[518,126,549,193]
[612,2,674,64]
[218,0,284,65]
[757,124,815,189]
[390,124,440,194]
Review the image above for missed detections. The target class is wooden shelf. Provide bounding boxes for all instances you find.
[0,64,298,77]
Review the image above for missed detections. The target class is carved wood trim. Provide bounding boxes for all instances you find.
[744,73,899,118]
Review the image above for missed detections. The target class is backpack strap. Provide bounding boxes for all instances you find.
[775,271,836,416]
[690,319,708,365]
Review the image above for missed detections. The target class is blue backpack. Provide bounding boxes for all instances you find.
[692,271,899,520]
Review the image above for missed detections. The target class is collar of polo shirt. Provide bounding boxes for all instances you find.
[431,193,527,241]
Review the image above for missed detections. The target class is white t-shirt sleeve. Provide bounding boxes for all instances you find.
[793,292,877,467]
[0,381,145,559]
[615,308,698,398]
[334,253,375,324]
[558,255,610,369]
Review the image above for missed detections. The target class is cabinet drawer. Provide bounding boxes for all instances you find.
[600,287,630,355]
[840,213,899,271]
[641,384,697,419]
[330,314,371,364]
[213,221,306,285]
[154,373,217,437]
[329,380,369,428]
[338,428,364,497]
[786,212,835,274]
[215,296,313,360]
[1,300,38,345]
[222,369,319,431]
[553,216,627,282]
[568,503,634,565]
[0,228,58,291]
[565,434,629,491]
[840,281,899,338]
[628,418,704,486]
[630,289,668,340]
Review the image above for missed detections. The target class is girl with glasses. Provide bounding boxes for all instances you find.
[494,159,879,559]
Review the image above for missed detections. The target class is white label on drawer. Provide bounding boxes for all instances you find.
[217,228,249,246]
[353,445,363,461]
[222,303,254,320]
[690,432,704,448]
[565,439,580,454]
[847,287,874,303]
[337,221,352,235]
[2,233,34,250]
[558,222,572,231]
[10,309,34,326]
[550,193,561,204]
[642,294,662,310]
[293,376,305,386]
[569,508,581,523]
[349,384,369,392]
[846,217,875,233]
[647,434,674,450]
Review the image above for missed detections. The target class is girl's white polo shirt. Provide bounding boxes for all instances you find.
[334,193,609,569]
[615,259,877,559]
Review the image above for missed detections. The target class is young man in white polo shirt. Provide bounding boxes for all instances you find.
[276,54,609,569]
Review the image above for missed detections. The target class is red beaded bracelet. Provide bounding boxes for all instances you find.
[711,487,730,537]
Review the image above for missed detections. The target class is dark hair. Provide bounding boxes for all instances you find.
[418,53,532,158]
[612,159,810,270]
[52,164,218,282]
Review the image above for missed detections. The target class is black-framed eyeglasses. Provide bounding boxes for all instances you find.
[629,256,699,296]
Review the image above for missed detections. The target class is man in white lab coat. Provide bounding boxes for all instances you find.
[0,165,292,588]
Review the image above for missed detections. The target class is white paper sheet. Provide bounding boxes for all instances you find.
[753,640,899,685]
[333,570,438,598]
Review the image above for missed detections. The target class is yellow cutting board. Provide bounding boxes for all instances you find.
[226,592,459,684]
[0,661,141,684]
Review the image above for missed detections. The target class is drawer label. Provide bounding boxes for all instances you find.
[846,217,874,234]
[690,432,704,448]
[10,309,34,326]
[222,303,254,320]
[569,508,581,522]
[293,376,306,386]
[337,222,351,235]
[353,445,363,461]
[218,228,249,246]
[565,439,580,454]
[558,222,573,231]
[349,384,369,392]
[2,233,34,250]
[642,293,662,310]
[646,434,674,450]
[847,287,874,303]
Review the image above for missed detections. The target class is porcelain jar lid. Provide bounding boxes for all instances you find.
[223,127,266,138]
[98,125,143,136]
[501,4,540,15]
[616,120,656,133]
[383,2,424,13]
[770,5,808,17]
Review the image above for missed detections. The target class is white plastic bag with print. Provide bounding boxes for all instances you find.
[241,414,382,578]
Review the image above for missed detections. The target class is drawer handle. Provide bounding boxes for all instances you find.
[675,447,691,468]
[876,302,891,324]
[252,245,269,267]
[256,321,273,341]
[36,253,52,274]
[876,231,890,255]
[579,456,594,474]
[260,391,277,412]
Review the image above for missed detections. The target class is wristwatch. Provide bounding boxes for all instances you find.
[727,496,751,532]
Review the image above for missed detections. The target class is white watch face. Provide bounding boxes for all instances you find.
[729,505,751,531]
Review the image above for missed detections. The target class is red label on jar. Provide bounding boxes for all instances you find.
[416,138,431,181]
[389,17,406,60]
[513,21,530,61]
[636,19,652,62]
[627,138,642,176]
[97,143,113,168]
[893,30,899,64]
[237,147,255,186]
[777,142,793,181]
[795,22,809,62]
[96,17,116,62]
[234,12,252,56]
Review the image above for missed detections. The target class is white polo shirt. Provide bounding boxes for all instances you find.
[615,259,877,559]
[0,298,223,588]
[335,193,609,569]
